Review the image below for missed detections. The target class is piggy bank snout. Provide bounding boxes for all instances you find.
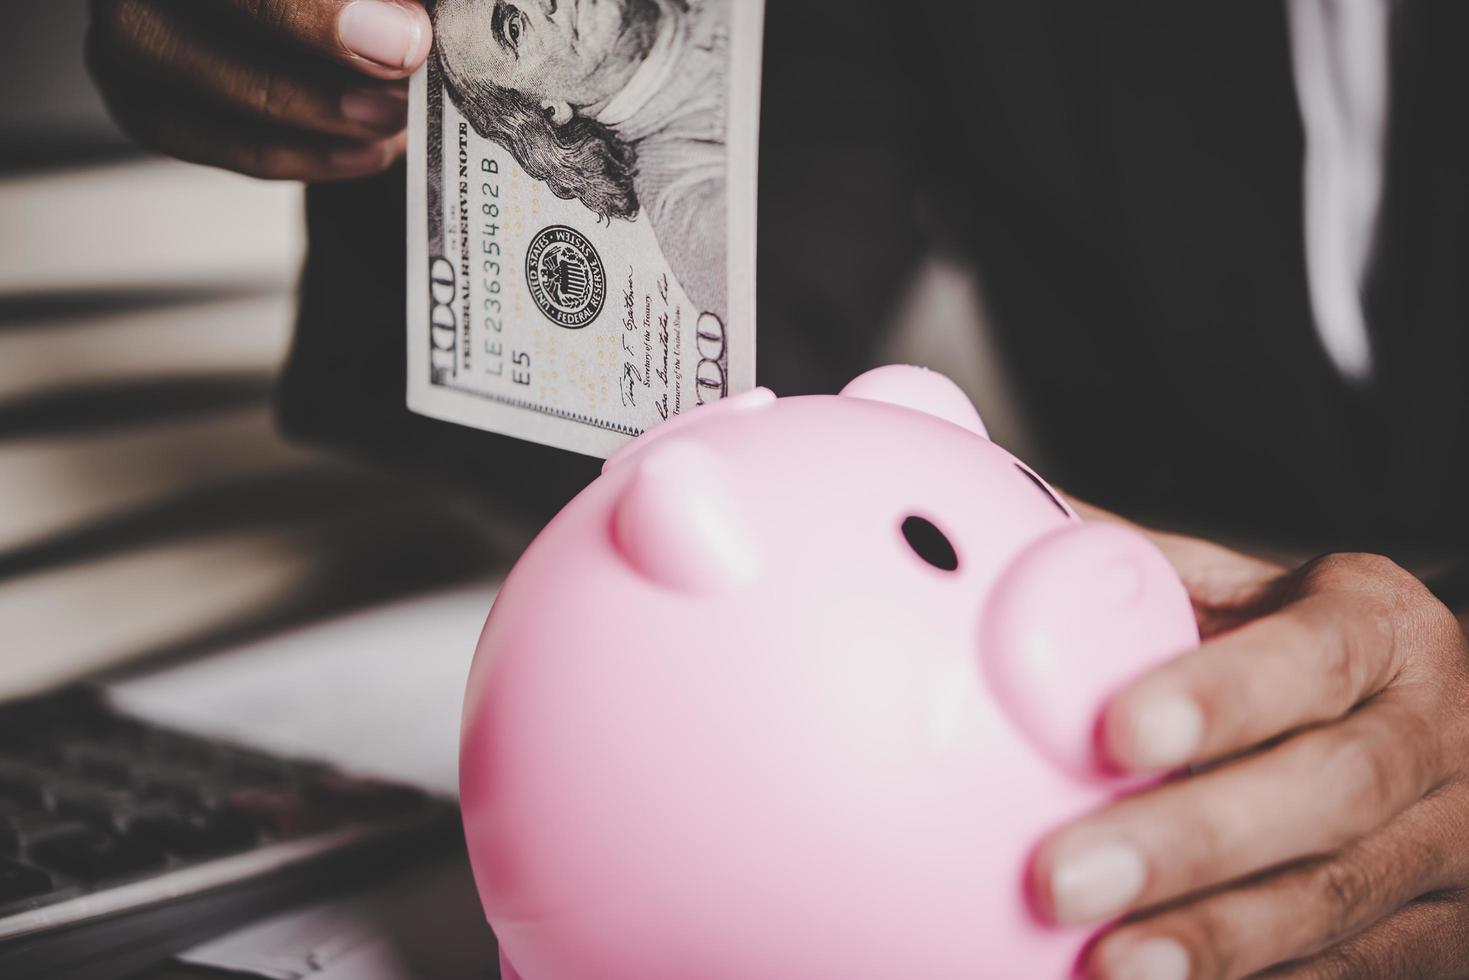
[980,523,1200,778]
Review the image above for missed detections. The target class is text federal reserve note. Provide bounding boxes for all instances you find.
[407,0,763,458]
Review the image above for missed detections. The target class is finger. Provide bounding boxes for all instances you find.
[1032,688,1443,926]
[1262,894,1469,980]
[91,0,409,139]
[1087,785,1469,980]
[219,0,432,77]
[94,60,403,181]
[1060,497,1285,635]
[1139,530,1289,636]
[1103,554,1441,774]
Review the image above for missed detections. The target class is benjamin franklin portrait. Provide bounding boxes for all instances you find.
[432,0,728,321]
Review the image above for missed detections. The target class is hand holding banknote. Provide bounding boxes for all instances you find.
[87,0,431,181]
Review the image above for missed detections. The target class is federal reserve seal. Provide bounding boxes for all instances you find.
[524,225,607,329]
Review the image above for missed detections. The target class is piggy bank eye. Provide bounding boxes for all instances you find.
[901,516,959,572]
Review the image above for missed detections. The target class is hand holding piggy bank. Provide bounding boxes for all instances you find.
[461,366,1199,980]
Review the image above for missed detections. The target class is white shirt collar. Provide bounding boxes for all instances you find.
[594,10,682,128]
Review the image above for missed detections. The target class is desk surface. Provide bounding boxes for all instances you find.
[136,849,501,979]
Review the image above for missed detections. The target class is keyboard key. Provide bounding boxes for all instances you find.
[0,812,91,854]
[224,789,338,839]
[214,750,295,788]
[0,794,31,817]
[131,765,231,810]
[131,810,258,860]
[0,762,51,809]
[308,774,426,818]
[51,784,138,825]
[0,736,57,767]
[57,746,135,788]
[0,857,53,905]
[140,732,215,768]
[30,830,166,884]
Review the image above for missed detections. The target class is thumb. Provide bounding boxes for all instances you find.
[223,0,432,77]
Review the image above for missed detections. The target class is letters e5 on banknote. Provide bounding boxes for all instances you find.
[407,0,764,458]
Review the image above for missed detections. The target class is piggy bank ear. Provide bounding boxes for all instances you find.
[603,387,776,475]
[840,365,988,438]
[611,439,757,594]
[980,523,1199,780]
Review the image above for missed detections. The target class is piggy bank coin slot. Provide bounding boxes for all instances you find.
[1015,464,1071,518]
[901,516,960,572]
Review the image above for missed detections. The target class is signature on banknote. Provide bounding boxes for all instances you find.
[407,0,762,458]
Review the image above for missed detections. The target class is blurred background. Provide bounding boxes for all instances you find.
[2,5,520,698]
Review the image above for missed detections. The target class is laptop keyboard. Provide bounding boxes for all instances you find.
[0,687,458,976]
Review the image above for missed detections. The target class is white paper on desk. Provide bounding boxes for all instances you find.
[105,581,500,797]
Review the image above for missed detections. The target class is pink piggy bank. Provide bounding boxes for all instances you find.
[461,366,1199,980]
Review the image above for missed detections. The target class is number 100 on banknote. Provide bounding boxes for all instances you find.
[407,0,763,458]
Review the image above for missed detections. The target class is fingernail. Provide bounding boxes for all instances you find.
[330,141,391,171]
[1050,843,1146,925]
[341,87,408,131]
[1097,936,1190,980]
[1121,695,1203,771]
[339,1,423,70]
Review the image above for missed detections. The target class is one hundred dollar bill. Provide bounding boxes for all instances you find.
[407,0,763,458]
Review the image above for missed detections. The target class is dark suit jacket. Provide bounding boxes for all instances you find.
[280,1,1469,551]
